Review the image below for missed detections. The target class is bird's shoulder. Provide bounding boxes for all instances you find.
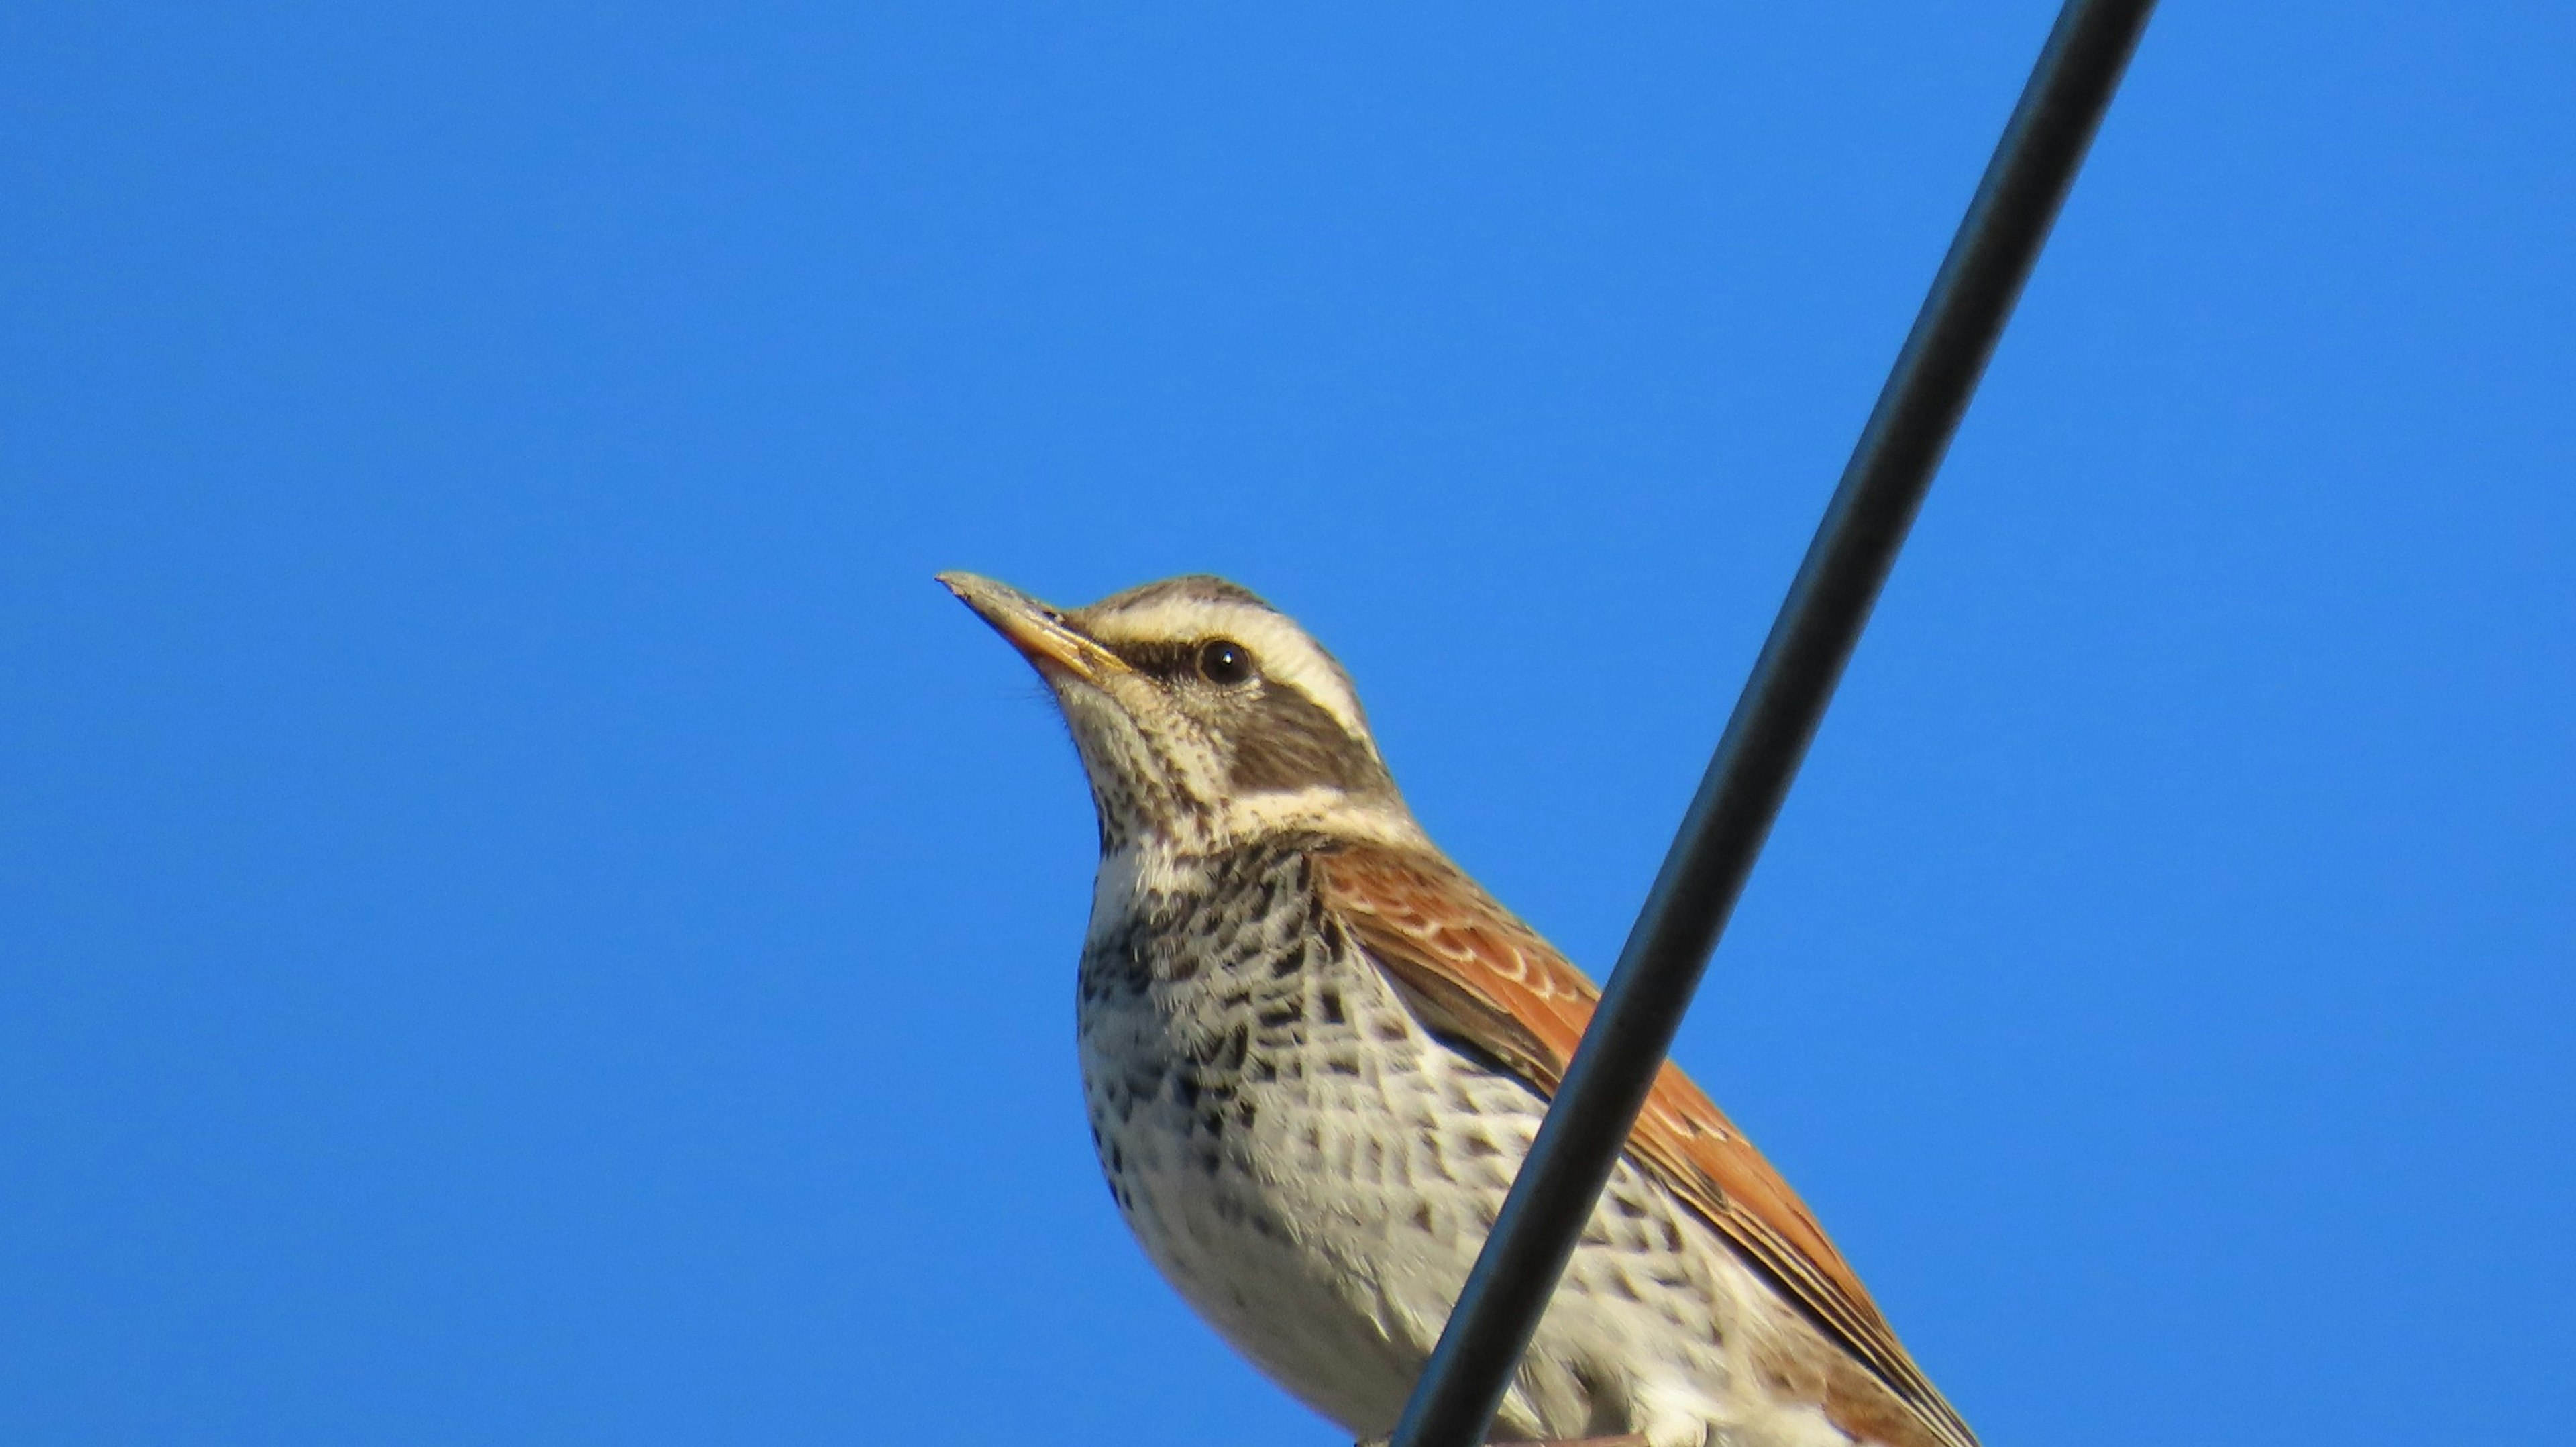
[1303,836,1978,1447]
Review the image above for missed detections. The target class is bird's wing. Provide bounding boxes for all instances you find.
[1313,840,1978,1447]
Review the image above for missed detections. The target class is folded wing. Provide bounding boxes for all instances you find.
[1314,841,1978,1447]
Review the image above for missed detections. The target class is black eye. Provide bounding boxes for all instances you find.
[1197,638,1255,686]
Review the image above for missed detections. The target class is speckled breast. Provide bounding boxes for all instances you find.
[1068,840,1743,1443]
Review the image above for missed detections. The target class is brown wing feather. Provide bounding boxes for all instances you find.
[1314,841,1978,1447]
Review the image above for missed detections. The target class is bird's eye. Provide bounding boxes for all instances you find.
[1197,638,1256,686]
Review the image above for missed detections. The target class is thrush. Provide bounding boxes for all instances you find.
[941,571,1976,1447]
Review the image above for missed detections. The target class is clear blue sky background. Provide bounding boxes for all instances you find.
[5,5,2570,1444]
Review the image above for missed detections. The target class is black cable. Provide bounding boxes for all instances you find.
[1385,3,2157,1444]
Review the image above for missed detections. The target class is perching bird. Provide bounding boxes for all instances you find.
[941,571,1975,1447]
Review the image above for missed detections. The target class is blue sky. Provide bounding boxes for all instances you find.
[4,4,2570,1444]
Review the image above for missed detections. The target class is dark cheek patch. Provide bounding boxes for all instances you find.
[1227,683,1383,795]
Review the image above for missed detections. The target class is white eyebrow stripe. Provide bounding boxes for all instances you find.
[1086,596,1372,745]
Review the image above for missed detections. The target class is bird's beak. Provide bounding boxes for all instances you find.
[938,572,1132,686]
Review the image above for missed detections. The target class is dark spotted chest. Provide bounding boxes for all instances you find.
[1076,841,1418,1197]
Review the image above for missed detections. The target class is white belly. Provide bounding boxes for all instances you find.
[1080,959,1847,1447]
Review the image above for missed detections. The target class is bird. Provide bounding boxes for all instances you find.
[939,570,1976,1447]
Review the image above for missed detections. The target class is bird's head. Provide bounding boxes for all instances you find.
[941,571,1422,855]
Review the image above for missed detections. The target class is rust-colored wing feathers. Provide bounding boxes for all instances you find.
[1313,841,1976,1447]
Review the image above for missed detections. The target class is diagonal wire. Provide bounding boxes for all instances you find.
[1385,3,2158,1444]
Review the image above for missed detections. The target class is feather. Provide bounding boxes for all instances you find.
[1314,841,1979,1447]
